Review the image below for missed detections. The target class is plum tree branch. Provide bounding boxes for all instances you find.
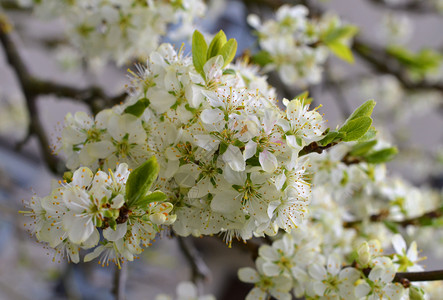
[344,206,443,228]
[176,236,211,284]
[0,14,63,174]
[366,0,438,15]
[0,14,126,173]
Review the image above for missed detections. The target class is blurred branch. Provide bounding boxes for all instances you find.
[112,263,127,300]
[0,14,126,174]
[0,14,63,174]
[176,236,211,284]
[353,38,443,93]
[366,0,438,14]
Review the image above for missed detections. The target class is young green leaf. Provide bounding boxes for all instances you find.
[365,147,398,164]
[347,100,376,122]
[131,190,167,209]
[252,50,273,67]
[124,98,149,117]
[358,127,377,142]
[192,30,208,79]
[339,116,372,142]
[207,30,227,60]
[326,41,354,63]
[126,156,160,208]
[350,140,377,156]
[318,130,341,146]
[218,38,237,68]
[322,25,359,44]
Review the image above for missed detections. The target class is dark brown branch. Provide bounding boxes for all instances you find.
[366,0,438,15]
[112,263,127,300]
[394,270,443,283]
[0,15,63,174]
[176,236,211,283]
[299,141,339,157]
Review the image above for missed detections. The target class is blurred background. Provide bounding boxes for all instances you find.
[1,0,443,299]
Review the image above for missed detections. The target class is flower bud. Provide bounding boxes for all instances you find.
[150,213,167,225]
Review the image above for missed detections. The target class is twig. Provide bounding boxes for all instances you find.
[299,141,339,157]
[176,236,211,284]
[112,263,127,300]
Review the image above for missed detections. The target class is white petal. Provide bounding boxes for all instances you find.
[223,145,245,172]
[210,189,241,214]
[72,167,93,188]
[259,150,278,173]
[238,267,259,283]
[244,140,257,160]
[308,264,327,281]
[392,234,406,254]
[103,223,127,242]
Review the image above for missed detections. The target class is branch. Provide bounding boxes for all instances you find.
[112,263,127,300]
[32,80,127,115]
[176,236,211,284]
[344,206,443,228]
[299,141,339,157]
[0,15,63,174]
[366,0,438,15]
[353,38,443,93]
[394,270,443,283]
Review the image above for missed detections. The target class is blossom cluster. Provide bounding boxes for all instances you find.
[21,161,175,267]
[239,229,426,300]
[248,5,357,86]
[20,0,206,64]
[60,33,327,245]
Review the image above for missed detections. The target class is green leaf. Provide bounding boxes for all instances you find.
[409,286,425,300]
[387,46,442,76]
[126,156,160,208]
[252,50,273,67]
[358,127,377,142]
[327,41,354,63]
[347,100,376,122]
[132,190,167,209]
[322,25,359,44]
[339,116,372,142]
[223,68,236,75]
[192,30,208,79]
[350,140,377,156]
[124,98,149,117]
[219,142,229,155]
[108,218,117,231]
[218,38,237,68]
[207,30,227,60]
[365,147,398,164]
[318,131,341,146]
[383,220,399,234]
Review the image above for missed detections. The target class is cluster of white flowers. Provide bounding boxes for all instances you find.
[239,227,427,299]
[20,0,206,64]
[248,5,356,86]
[60,32,327,246]
[21,161,175,267]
